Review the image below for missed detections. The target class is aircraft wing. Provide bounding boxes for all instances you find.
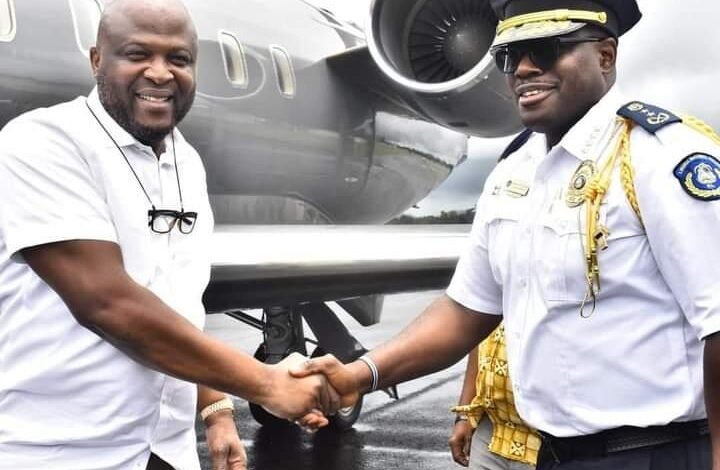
[204,224,470,312]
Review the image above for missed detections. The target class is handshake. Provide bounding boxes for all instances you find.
[258,352,370,430]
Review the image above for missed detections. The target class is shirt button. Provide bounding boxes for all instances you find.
[518,278,527,288]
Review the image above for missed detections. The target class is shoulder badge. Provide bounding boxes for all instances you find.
[673,153,720,201]
[617,101,682,134]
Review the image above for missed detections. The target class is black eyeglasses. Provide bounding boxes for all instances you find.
[86,101,199,236]
[491,37,605,74]
[148,209,198,234]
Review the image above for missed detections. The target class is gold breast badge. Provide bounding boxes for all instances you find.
[566,160,596,208]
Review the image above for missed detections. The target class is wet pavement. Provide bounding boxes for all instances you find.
[199,291,467,470]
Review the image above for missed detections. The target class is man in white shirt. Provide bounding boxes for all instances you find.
[0,1,334,469]
[292,1,720,469]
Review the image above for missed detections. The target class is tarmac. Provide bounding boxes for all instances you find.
[199,290,468,470]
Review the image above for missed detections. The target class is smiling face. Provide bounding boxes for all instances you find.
[90,0,198,150]
[504,28,617,147]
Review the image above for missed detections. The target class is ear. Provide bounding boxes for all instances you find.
[597,37,617,74]
[89,46,100,77]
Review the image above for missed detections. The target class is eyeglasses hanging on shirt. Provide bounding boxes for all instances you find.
[85,101,197,235]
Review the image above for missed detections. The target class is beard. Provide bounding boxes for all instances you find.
[96,72,194,146]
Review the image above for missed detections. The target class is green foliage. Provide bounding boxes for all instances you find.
[389,208,475,225]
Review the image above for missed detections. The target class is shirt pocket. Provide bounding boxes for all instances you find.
[536,203,604,303]
[485,198,526,288]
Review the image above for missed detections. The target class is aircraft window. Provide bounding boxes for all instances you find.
[0,0,16,41]
[218,31,249,88]
[269,45,296,98]
[69,0,103,55]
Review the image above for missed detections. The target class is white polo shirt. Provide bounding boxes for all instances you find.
[447,86,720,437]
[0,89,213,469]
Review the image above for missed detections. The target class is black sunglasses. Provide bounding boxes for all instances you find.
[148,209,198,234]
[491,37,605,74]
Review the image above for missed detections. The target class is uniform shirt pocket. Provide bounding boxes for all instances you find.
[485,198,527,288]
[536,203,604,303]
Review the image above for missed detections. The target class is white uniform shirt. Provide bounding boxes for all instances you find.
[447,86,720,437]
[0,89,214,470]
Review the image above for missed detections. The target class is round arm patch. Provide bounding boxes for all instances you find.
[673,153,720,201]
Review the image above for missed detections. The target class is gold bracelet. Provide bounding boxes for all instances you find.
[200,397,235,421]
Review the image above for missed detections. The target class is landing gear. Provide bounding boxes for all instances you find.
[247,343,366,430]
[247,306,307,428]
[224,302,376,431]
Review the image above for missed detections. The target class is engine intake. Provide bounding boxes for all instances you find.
[367,0,522,137]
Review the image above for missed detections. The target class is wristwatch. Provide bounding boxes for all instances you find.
[200,397,235,421]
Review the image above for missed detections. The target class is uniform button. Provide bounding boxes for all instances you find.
[518,278,527,287]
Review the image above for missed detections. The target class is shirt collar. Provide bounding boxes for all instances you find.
[85,87,178,155]
[558,85,628,161]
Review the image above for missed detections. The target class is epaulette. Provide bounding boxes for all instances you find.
[617,101,682,134]
[498,129,533,162]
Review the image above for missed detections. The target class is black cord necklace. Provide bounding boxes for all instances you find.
[85,100,185,213]
[85,100,197,234]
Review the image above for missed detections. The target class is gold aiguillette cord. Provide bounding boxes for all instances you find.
[579,118,632,318]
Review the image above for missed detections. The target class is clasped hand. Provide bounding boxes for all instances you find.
[261,352,361,431]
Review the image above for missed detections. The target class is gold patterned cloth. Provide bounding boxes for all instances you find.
[457,325,541,465]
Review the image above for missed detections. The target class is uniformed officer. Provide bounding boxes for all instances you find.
[292,1,720,469]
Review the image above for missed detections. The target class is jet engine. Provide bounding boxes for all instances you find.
[366,0,522,137]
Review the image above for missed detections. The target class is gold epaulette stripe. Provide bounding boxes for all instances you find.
[497,9,607,34]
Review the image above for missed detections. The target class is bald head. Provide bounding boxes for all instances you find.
[97,0,197,51]
[90,0,198,152]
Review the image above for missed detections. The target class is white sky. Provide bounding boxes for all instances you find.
[313,0,720,215]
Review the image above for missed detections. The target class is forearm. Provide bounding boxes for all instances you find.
[198,384,228,410]
[458,346,479,406]
[22,240,285,410]
[351,295,499,392]
[705,332,720,469]
[83,280,272,404]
